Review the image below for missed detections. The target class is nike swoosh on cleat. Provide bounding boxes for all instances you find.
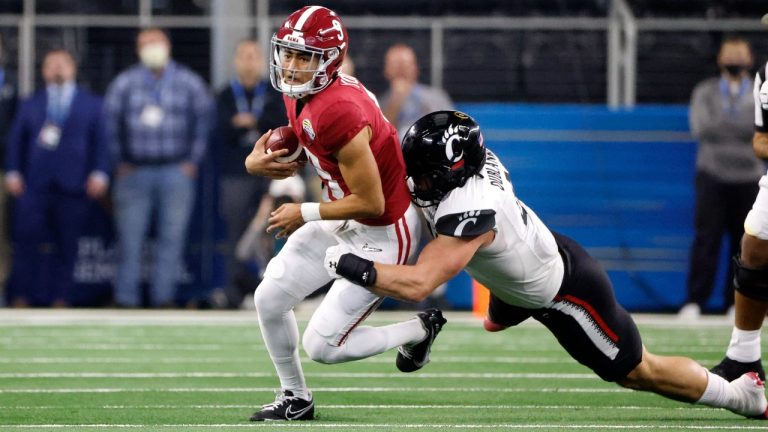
[285,403,313,420]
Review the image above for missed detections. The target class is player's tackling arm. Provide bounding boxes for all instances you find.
[366,231,493,302]
[318,126,385,220]
[754,131,768,159]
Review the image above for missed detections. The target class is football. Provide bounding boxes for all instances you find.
[265,126,306,163]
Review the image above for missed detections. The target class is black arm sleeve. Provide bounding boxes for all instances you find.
[435,210,496,238]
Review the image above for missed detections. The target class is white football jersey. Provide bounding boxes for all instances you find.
[419,150,564,308]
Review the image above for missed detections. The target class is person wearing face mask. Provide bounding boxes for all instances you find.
[104,27,211,308]
[3,49,110,307]
[210,40,287,308]
[678,36,763,319]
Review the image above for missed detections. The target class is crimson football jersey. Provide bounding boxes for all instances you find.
[284,74,411,226]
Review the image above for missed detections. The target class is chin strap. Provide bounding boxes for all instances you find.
[336,253,377,287]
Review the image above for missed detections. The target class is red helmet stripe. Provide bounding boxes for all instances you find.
[294,5,323,31]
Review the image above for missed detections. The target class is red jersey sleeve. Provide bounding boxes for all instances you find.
[317,100,369,154]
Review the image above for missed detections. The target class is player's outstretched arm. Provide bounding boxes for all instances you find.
[245,129,300,179]
[328,231,492,302]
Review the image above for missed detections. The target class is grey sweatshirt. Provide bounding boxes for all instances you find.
[689,76,763,183]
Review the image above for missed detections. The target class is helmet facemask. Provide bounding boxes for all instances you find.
[270,35,340,99]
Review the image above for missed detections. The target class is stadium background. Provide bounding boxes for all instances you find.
[3,0,767,311]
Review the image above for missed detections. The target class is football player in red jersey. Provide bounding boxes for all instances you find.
[244,6,446,421]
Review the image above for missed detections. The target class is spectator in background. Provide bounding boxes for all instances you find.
[3,49,110,307]
[234,175,306,309]
[211,39,286,308]
[0,33,18,298]
[380,43,453,138]
[105,28,211,308]
[678,36,762,319]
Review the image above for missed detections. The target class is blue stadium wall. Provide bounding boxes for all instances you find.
[444,103,709,312]
[66,103,724,312]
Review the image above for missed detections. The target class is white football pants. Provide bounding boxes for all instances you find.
[745,173,768,240]
[254,204,426,394]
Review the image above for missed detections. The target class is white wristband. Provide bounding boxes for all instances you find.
[300,202,322,222]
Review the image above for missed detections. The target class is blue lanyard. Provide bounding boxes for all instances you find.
[145,67,172,104]
[46,86,72,125]
[230,79,266,118]
[719,76,750,114]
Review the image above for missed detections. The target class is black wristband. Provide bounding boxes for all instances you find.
[336,253,377,287]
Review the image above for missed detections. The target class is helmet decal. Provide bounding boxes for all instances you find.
[443,124,464,163]
[401,110,487,205]
[293,5,323,30]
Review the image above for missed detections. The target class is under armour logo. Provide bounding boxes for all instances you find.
[328,261,337,269]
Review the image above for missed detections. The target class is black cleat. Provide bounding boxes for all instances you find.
[396,308,447,373]
[711,357,766,382]
[249,389,314,421]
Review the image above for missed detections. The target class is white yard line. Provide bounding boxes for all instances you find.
[0,356,581,364]
[7,404,711,411]
[0,309,736,328]
[0,387,631,394]
[0,372,598,379]
[0,424,763,430]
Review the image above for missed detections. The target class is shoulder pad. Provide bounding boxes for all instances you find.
[435,210,496,238]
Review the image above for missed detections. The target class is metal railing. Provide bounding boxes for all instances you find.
[4,0,768,106]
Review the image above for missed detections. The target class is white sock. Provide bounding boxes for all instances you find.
[697,370,729,407]
[698,370,768,417]
[725,328,762,363]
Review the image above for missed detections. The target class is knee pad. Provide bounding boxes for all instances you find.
[302,327,336,364]
[253,278,299,319]
[745,178,768,240]
[744,209,768,240]
[733,256,768,301]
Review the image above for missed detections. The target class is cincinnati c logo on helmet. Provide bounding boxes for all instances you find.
[443,124,464,163]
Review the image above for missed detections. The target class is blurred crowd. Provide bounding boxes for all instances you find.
[0,28,453,309]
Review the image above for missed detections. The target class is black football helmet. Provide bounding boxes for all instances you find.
[401,110,486,205]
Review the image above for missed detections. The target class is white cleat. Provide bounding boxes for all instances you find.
[729,372,768,419]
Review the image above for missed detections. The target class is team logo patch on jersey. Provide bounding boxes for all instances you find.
[435,209,496,238]
[302,119,316,141]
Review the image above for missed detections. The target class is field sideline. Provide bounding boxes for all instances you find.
[0,308,766,431]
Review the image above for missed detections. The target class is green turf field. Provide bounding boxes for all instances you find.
[0,309,766,431]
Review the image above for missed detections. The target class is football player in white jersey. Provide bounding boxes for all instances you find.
[710,57,768,382]
[326,110,768,419]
